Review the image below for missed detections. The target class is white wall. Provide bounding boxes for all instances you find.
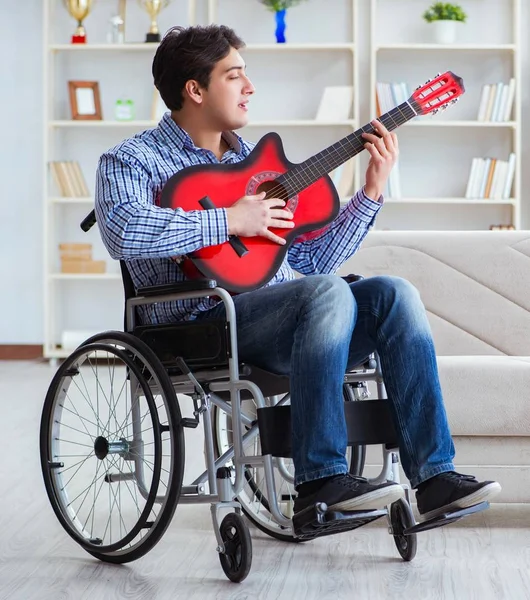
[1,0,529,344]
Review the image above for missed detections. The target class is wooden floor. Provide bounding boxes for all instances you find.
[1,360,530,600]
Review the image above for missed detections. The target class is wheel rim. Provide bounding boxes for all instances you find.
[41,342,176,555]
[215,394,357,538]
[215,395,297,537]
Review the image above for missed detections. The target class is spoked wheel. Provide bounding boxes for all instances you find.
[214,383,364,543]
[214,395,299,543]
[390,498,417,561]
[218,512,252,583]
[40,331,184,563]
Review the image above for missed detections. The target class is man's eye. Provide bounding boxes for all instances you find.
[229,76,240,80]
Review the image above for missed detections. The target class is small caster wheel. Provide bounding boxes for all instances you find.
[390,498,417,561]
[219,512,252,583]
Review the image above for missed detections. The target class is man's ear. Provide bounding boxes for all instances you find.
[184,80,203,105]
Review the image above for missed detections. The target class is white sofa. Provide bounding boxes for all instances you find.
[339,230,530,502]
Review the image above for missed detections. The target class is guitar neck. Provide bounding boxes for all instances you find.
[278,101,417,197]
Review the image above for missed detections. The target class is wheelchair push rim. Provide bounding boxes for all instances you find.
[40,333,184,561]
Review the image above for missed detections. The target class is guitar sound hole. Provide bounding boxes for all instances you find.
[256,180,289,203]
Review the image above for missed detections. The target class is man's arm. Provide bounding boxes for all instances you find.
[287,188,382,275]
[95,150,229,260]
[288,119,398,275]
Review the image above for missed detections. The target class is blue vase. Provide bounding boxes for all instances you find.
[275,9,287,43]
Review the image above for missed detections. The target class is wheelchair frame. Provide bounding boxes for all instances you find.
[40,255,491,583]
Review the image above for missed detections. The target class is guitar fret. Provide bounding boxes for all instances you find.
[278,102,417,195]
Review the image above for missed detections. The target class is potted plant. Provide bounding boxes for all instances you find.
[258,0,307,43]
[423,2,467,45]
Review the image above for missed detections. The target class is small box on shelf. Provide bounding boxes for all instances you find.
[59,243,106,274]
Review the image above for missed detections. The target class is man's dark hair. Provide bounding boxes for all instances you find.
[152,25,245,112]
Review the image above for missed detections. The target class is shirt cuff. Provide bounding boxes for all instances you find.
[346,188,383,224]
[199,207,230,247]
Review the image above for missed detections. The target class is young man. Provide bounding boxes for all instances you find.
[95,24,501,520]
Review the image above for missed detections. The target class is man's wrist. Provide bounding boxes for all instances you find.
[363,185,383,203]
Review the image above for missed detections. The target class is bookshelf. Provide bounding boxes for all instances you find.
[370,0,522,232]
[42,0,359,360]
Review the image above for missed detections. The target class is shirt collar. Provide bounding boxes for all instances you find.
[157,112,243,156]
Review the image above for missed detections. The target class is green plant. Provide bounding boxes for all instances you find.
[259,0,306,11]
[423,2,467,23]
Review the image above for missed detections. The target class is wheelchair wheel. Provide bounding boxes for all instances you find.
[40,331,184,563]
[214,384,363,543]
[218,512,252,583]
[390,498,417,561]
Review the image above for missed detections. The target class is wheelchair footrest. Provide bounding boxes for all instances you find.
[404,501,490,535]
[292,502,386,541]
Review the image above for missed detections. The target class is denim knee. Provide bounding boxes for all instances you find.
[296,274,356,333]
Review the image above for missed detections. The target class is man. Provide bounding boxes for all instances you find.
[95,24,501,521]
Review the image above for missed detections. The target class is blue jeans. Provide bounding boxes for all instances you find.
[197,274,455,488]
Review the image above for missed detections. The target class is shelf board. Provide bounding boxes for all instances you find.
[49,42,355,52]
[376,43,516,51]
[49,119,355,128]
[50,197,93,203]
[384,198,516,205]
[244,43,355,51]
[50,43,159,51]
[50,273,121,280]
[50,120,155,128]
[407,120,516,127]
[246,120,356,127]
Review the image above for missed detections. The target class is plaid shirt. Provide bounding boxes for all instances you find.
[95,112,382,324]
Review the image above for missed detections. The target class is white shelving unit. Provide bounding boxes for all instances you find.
[369,0,522,231]
[42,0,359,359]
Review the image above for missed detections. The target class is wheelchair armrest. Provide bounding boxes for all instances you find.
[136,278,217,297]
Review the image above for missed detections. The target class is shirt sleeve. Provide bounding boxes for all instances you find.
[287,187,382,275]
[95,150,230,260]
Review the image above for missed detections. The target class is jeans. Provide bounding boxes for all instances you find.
[196,274,455,488]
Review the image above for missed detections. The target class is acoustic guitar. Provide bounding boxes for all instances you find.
[159,71,464,293]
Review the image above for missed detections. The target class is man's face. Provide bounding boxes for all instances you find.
[200,46,255,131]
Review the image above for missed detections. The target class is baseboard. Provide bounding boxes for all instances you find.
[0,345,43,360]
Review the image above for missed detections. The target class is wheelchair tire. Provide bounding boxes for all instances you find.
[218,512,252,583]
[390,498,417,561]
[40,331,185,563]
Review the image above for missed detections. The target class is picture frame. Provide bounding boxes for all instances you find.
[68,81,103,120]
[151,88,168,122]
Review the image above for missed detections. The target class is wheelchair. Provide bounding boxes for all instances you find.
[39,212,490,583]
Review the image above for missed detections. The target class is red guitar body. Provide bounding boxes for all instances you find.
[160,132,340,293]
[159,71,465,293]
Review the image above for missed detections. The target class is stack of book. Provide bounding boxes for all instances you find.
[464,153,516,200]
[59,243,106,274]
[476,79,516,122]
[376,82,411,116]
[49,161,90,197]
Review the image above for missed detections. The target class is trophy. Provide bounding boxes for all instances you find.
[64,0,93,44]
[138,0,171,43]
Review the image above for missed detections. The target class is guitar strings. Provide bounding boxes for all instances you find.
[259,102,413,203]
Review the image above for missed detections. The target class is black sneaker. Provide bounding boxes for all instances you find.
[416,471,502,521]
[293,474,405,514]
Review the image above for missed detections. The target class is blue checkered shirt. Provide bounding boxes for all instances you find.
[95,112,382,324]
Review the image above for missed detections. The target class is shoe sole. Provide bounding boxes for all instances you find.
[419,481,502,522]
[328,484,405,512]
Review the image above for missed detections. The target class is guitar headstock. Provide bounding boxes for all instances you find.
[410,71,465,116]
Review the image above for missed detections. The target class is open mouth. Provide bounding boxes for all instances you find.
[238,102,248,111]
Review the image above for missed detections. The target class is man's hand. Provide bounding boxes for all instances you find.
[362,119,399,202]
[226,192,294,245]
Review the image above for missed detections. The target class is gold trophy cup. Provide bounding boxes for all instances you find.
[64,0,93,44]
[138,0,171,43]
